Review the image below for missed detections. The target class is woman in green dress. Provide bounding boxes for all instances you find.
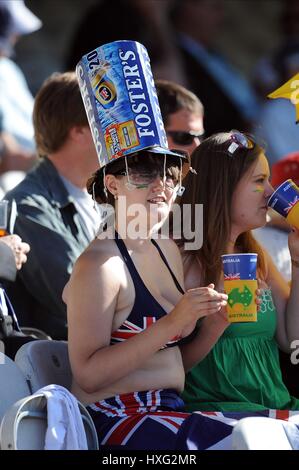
[179,130,299,412]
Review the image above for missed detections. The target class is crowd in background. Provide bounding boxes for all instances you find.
[1,0,299,451]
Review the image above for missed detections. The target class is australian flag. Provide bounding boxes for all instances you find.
[177,410,299,450]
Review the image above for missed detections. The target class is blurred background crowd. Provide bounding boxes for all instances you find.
[5,0,299,162]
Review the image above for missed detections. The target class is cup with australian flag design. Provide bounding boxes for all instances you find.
[268,179,299,229]
[221,253,258,323]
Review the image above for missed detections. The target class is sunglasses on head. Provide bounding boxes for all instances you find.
[227,130,254,156]
[167,130,205,146]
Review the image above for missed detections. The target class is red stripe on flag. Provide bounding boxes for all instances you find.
[159,416,182,430]
[275,410,290,421]
[106,415,145,445]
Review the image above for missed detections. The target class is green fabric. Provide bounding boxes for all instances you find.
[183,289,299,412]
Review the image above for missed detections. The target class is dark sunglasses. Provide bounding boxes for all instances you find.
[167,130,205,146]
[227,130,254,156]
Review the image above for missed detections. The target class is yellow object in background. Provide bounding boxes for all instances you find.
[286,201,299,229]
[268,72,299,123]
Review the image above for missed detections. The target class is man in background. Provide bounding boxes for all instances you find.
[156,79,205,156]
[5,72,100,340]
[0,0,41,175]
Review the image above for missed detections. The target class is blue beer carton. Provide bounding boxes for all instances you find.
[268,179,299,218]
[221,253,257,280]
[76,40,173,168]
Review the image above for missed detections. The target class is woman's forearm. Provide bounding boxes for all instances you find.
[180,313,228,372]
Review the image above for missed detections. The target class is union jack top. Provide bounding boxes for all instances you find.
[110,232,195,348]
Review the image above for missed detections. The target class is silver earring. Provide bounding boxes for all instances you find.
[177,186,185,196]
[103,167,108,199]
[92,183,102,217]
[176,158,185,196]
[92,182,97,209]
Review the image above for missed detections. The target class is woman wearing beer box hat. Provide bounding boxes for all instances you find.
[61,41,250,450]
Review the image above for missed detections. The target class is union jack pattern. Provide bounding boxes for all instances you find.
[111,317,181,348]
[224,273,240,280]
[111,318,156,343]
[283,196,299,214]
[87,389,299,450]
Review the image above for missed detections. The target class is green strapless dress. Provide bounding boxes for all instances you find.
[183,289,299,412]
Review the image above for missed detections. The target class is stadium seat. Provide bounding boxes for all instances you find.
[15,340,72,393]
[0,391,98,450]
[0,346,99,449]
[232,416,298,450]
[0,352,30,422]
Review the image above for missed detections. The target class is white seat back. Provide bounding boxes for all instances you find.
[0,392,98,450]
[15,340,72,393]
[0,394,47,450]
[0,352,30,422]
[12,341,99,450]
[232,417,294,450]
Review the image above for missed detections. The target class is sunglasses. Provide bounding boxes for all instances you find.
[114,169,179,191]
[167,130,205,146]
[227,130,254,156]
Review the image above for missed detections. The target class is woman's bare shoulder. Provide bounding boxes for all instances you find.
[182,252,202,289]
[81,237,118,260]
[64,239,122,304]
[154,236,181,257]
[71,238,121,281]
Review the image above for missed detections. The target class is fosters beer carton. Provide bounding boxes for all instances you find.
[76,40,169,168]
[268,179,299,230]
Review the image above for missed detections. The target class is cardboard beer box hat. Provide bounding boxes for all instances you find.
[76,40,190,180]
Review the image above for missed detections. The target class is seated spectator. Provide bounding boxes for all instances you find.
[252,0,299,99]
[170,0,259,136]
[4,72,100,340]
[254,151,299,399]
[253,152,299,282]
[0,232,33,359]
[0,0,40,175]
[65,0,187,85]
[0,233,30,281]
[156,79,205,157]
[178,130,299,412]
[65,147,232,450]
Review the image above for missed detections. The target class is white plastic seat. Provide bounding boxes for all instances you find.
[0,352,30,422]
[0,394,47,450]
[4,342,99,450]
[15,340,72,393]
[232,417,297,450]
[0,392,98,450]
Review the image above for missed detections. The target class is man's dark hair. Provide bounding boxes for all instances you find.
[155,79,204,126]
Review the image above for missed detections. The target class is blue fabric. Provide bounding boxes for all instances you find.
[87,389,299,450]
[111,232,185,348]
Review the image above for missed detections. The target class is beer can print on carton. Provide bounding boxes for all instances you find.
[76,40,168,168]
